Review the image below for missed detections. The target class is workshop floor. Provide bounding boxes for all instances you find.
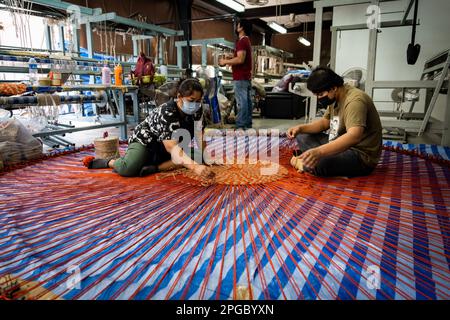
[3,112,449,300]
[2,134,449,300]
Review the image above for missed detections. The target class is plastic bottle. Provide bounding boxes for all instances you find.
[114,64,123,86]
[159,65,168,76]
[102,64,111,85]
[28,57,38,85]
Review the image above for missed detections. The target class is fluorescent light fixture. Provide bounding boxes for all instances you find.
[267,21,287,34]
[216,0,245,12]
[298,36,311,46]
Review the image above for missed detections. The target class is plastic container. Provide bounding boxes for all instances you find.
[28,58,38,85]
[102,65,111,85]
[114,64,123,86]
[38,78,52,86]
[49,71,62,86]
[159,65,168,76]
[142,75,151,84]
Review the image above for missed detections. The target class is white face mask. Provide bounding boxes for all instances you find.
[181,99,202,115]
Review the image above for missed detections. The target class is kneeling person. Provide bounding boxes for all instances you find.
[287,67,382,177]
[85,78,215,181]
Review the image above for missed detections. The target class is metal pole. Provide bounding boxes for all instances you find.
[177,46,183,69]
[330,29,338,70]
[59,24,65,54]
[130,90,139,124]
[33,122,126,138]
[312,7,323,67]
[158,36,164,65]
[85,21,96,95]
[45,23,52,51]
[201,44,207,67]
[85,22,94,59]
[401,0,415,25]
[116,89,128,140]
[72,24,80,55]
[132,39,138,57]
[365,1,379,97]
[442,84,450,146]
[310,6,323,121]
[365,29,378,97]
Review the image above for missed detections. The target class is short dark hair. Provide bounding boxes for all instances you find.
[238,19,253,36]
[178,78,204,97]
[307,67,344,94]
[184,68,193,78]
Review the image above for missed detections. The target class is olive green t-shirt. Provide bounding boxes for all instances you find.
[323,84,382,168]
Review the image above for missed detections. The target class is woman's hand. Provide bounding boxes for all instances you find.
[194,165,216,181]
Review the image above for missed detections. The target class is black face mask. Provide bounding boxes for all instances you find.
[317,95,336,108]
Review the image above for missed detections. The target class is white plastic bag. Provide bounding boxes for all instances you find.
[0,119,43,165]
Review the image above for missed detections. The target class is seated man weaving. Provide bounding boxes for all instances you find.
[287,67,383,177]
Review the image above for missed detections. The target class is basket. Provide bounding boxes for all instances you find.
[94,136,120,159]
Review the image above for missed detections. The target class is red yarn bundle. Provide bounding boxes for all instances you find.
[82,156,95,168]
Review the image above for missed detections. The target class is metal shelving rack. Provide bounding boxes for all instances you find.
[0,0,185,147]
[253,45,294,81]
[0,84,138,142]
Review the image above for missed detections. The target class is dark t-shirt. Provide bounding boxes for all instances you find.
[129,99,204,146]
[232,36,252,81]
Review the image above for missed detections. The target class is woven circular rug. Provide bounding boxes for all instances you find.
[170,161,288,186]
[0,136,449,300]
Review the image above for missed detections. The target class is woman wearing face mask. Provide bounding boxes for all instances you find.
[287,67,382,177]
[84,78,215,182]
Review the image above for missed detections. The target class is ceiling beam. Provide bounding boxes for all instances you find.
[193,0,230,15]
[248,18,272,34]
[247,18,333,42]
[192,1,333,36]
[240,2,333,19]
[25,0,102,16]
[280,19,333,34]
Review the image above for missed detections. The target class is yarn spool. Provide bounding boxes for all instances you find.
[235,285,252,300]
[94,136,120,159]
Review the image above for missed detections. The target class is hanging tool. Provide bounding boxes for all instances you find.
[407,0,420,65]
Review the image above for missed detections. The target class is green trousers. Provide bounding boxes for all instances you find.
[113,142,202,177]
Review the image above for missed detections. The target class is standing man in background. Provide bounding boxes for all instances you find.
[219,19,253,130]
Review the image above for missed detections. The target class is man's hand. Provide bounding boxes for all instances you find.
[194,165,216,181]
[218,58,227,67]
[287,125,301,139]
[299,147,322,169]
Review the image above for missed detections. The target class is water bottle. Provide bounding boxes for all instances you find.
[28,57,38,85]
[159,65,168,76]
[114,64,123,86]
[101,65,111,85]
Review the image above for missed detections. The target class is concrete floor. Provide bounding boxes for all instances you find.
[42,112,441,152]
